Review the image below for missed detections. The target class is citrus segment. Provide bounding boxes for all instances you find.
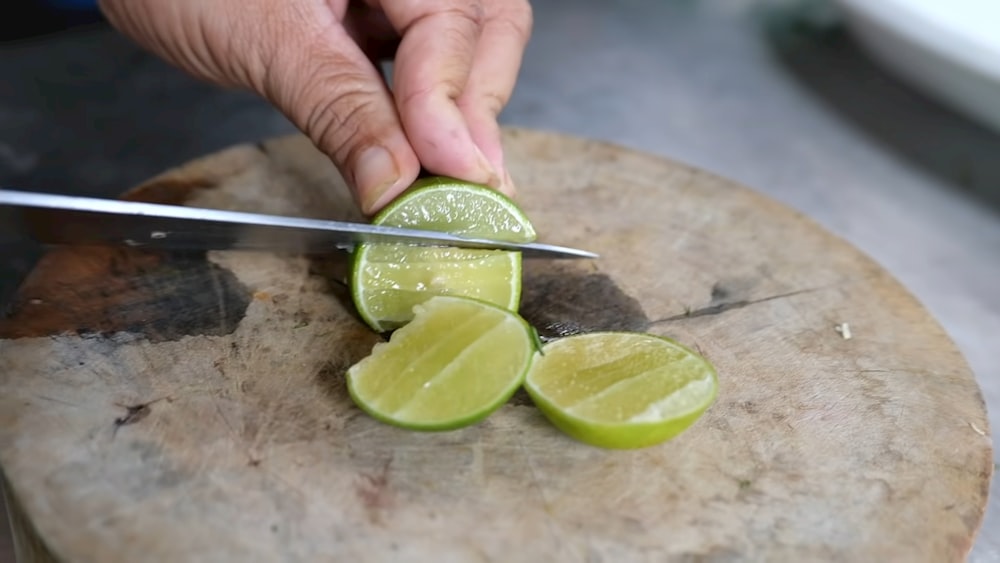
[524,332,718,449]
[347,295,537,431]
[353,246,521,332]
[351,177,537,332]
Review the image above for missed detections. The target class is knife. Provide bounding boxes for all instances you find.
[0,188,597,260]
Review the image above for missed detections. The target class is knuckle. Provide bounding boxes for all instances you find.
[294,66,383,165]
[493,15,531,49]
[398,1,484,33]
[446,3,485,29]
[407,5,484,46]
[484,0,533,43]
[441,2,486,27]
[479,91,508,116]
[505,1,534,40]
[441,16,481,49]
[398,76,463,109]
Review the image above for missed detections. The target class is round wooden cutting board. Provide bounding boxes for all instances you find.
[0,128,992,562]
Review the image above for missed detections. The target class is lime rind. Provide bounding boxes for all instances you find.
[526,389,715,450]
[523,332,718,449]
[528,398,709,450]
[348,369,527,432]
[371,177,538,243]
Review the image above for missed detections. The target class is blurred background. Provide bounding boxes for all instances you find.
[2,0,999,560]
[0,0,103,42]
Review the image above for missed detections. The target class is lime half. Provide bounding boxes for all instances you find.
[351,177,537,333]
[347,295,538,431]
[524,332,718,449]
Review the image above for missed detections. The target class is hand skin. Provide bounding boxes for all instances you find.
[97,0,532,215]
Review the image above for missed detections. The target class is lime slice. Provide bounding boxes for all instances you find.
[524,332,718,449]
[347,295,538,431]
[351,177,537,333]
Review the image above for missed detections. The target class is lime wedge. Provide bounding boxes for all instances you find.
[524,332,718,449]
[347,295,538,431]
[351,177,537,333]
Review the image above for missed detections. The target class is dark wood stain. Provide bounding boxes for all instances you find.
[0,245,251,342]
[519,261,650,340]
[0,177,251,342]
[506,387,535,407]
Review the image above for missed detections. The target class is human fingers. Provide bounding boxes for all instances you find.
[457,0,533,197]
[263,21,422,214]
[375,1,504,209]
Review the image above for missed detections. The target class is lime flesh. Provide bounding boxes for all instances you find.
[347,295,538,431]
[524,332,718,449]
[351,177,537,332]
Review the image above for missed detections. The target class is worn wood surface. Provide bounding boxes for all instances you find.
[0,128,992,562]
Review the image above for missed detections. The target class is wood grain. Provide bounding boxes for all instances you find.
[0,128,992,562]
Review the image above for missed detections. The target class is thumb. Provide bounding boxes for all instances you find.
[262,24,420,215]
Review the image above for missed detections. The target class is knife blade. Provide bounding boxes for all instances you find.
[0,188,598,260]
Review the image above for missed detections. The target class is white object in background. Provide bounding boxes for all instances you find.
[834,0,1000,134]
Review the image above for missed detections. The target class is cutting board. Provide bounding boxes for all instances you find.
[0,128,992,562]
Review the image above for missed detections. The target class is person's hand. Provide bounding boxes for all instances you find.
[97,0,532,215]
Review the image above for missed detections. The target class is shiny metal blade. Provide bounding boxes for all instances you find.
[0,189,598,259]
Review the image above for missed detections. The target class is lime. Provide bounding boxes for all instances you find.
[524,332,718,449]
[346,295,538,431]
[351,177,537,333]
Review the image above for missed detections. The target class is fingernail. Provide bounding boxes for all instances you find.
[356,146,400,214]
